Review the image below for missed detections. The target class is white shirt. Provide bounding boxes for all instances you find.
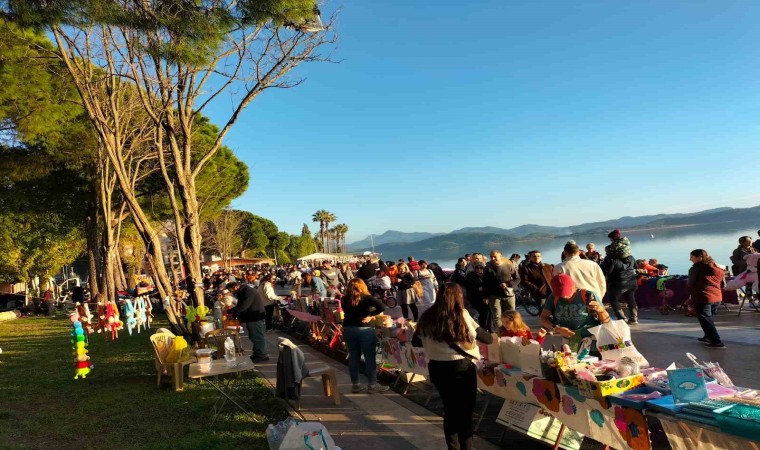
[553,255,607,299]
[421,310,481,361]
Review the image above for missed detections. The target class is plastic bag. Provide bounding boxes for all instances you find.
[587,319,649,367]
[164,336,190,363]
[271,419,337,450]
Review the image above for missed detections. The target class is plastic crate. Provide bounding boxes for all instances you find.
[714,403,760,442]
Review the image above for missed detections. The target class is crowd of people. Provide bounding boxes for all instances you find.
[198,228,760,450]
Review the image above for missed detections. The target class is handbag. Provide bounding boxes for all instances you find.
[328,329,342,351]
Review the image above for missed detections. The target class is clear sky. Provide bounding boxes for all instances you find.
[211,1,760,243]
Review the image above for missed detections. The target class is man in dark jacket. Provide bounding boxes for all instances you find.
[519,251,554,308]
[465,262,489,329]
[601,251,639,324]
[483,250,520,330]
[227,282,269,362]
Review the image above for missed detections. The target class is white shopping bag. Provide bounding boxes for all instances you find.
[499,337,522,367]
[278,421,337,450]
[519,340,542,377]
[587,319,649,367]
[486,337,502,363]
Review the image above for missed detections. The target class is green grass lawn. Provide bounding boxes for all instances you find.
[0,315,288,450]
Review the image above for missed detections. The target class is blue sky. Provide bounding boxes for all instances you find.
[211,1,760,243]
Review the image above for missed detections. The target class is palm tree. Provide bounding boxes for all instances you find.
[334,223,348,252]
[312,210,330,251]
[324,211,336,252]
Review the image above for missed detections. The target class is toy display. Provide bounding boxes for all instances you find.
[69,311,93,379]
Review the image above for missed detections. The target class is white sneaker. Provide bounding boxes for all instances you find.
[351,384,364,393]
[367,383,389,393]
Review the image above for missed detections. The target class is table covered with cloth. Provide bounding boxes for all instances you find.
[380,337,652,450]
[634,276,738,308]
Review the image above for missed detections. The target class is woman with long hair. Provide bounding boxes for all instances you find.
[412,283,492,450]
[417,260,439,308]
[341,278,389,393]
[394,262,419,321]
[688,249,726,349]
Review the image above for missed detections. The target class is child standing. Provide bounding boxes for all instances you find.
[499,310,546,345]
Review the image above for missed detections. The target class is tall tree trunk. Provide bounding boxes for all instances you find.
[84,197,101,299]
[175,178,205,308]
[113,250,127,291]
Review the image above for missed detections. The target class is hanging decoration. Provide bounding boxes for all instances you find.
[70,311,93,379]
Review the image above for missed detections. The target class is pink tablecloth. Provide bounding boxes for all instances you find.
[286,310,322,323]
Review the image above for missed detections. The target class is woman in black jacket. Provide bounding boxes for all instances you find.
[601,252,639,324]
[341,278,388,392]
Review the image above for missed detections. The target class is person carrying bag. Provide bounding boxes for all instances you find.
[412,283,492,450]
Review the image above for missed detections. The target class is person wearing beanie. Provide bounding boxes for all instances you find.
[540,274,611,351]
[606,229,632,259]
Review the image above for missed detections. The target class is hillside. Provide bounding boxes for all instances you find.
[351,205,760,253]
[347,230,445,251]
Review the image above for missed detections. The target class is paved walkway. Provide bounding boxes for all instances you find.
[244,330,499,450]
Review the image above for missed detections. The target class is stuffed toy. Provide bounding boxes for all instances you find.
[135,296,148,332]
[124,298,137,335]
[724,253,760,292]
[105,300,123,340]
[69,312,93,379]
[75,302,94,335]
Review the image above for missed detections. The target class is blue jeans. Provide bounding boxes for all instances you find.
[696,303,722,344]
[244,320,267,358]
[343,326,377,384]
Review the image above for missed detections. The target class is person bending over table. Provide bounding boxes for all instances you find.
[227,282,269,363]
[540,274,610,352]
[341,278,388,394]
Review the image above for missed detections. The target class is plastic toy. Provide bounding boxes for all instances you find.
[69,311,93,379]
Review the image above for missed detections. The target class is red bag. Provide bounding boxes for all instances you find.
[329,329,342,351]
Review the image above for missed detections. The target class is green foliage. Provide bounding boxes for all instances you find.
[284,224,317,261]
[0,148,86,282]
[140,116,249,222]
[0,18,96,161]
[5,0,319,64]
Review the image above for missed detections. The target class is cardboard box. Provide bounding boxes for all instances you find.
[578,373,644,400]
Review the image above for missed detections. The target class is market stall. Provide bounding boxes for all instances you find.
[281,295,760,450]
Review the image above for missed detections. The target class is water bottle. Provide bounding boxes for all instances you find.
[224,337,236,366]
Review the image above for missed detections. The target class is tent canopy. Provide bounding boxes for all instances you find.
[296,252,356,263]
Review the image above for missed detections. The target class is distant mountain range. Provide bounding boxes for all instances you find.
[347,230,445,250]
[348,205,759,254]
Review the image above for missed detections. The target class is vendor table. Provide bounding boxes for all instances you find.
[647,411,760,450]
[188,358,260,423]
[380,337,651,450]
[634,276,737,308]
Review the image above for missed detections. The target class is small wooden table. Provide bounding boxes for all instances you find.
[188,358,260,422]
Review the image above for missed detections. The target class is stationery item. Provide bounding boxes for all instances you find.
[686,352,734,388]
[668,367,708,404]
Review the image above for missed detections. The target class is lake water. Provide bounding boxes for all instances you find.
[396,223,757,275]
